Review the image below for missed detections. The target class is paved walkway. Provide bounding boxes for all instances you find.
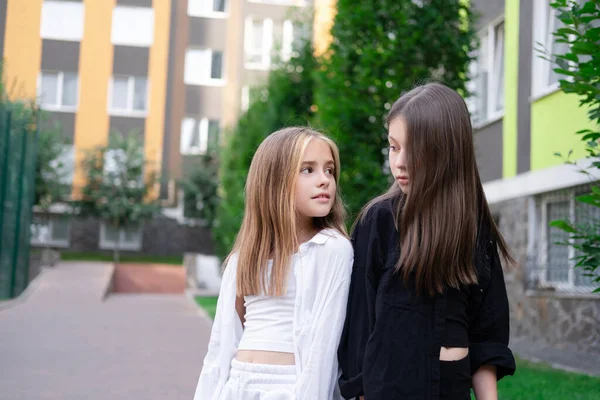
[0,262,212,400]
[510,337,600,377]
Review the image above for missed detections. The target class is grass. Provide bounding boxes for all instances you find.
[493,357,600,400]
[60,251,183,265]
[195,296,218,319]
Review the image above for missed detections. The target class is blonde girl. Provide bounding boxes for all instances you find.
[195,127,353,400]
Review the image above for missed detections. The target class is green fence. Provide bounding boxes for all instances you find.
[0,106,39,299]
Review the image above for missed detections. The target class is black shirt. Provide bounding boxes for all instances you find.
[337,199,516,400]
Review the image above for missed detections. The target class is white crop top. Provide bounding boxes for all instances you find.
[237,261,296,353]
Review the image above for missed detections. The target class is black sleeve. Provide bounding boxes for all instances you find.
[338,202,392,399]
[468,244,516,381]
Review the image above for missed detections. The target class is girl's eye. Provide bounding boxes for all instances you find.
[301,167,312,174]
[389,145,398,152]
[325,168,334,175]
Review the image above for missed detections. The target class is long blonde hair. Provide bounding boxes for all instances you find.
[231,127,347,296]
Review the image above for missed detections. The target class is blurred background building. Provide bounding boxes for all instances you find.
[0,0,310,255]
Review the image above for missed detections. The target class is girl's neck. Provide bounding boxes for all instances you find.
[296,217,318,245]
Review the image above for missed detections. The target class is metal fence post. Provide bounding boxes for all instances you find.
[9,119,28,298]
[0,110,12,254]
[20,113,40,289]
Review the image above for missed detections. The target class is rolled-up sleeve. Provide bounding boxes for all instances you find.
[468,246,516,381]
[338,205,387,399]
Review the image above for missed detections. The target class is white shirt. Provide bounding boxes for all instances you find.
[237,261,296,353]
[193,228,354,400]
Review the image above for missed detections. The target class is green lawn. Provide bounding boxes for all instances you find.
[60,251,183,265]
[493,358,600,400]
[195,296,218,319]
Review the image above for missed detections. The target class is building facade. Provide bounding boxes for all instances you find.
[471,0,600,356]
[0,0,309,255]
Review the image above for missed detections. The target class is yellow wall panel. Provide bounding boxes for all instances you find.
[145,0,171,197]
[3,0,43,100]
[72,0,115,196]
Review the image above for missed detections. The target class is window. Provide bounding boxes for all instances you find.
[245,18,273,69]
[532,0,571,98]
[245,19,303,69]
[109,76,149,116]
[111,6,154,47]
[468,18,505,125]
[536,184,598,291]
[184,49,224,86]
[248,0,307,6]
[40,1,85,41]
[38,71,78,111]
[99,222,143,251]
[180,118,220,155]
[30,214,71,247]
[188,0,227,17]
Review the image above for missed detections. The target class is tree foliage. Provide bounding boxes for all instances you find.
[549,0,600,292]
[315,0,477,217]
[74,132,160,261]
[214,34,317,257]
[179,153,220,227]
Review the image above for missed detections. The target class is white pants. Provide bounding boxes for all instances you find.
[219,359,296,400]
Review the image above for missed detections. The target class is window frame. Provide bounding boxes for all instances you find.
[108,75,150,117]
[180,117,220,156]
[536,185,597,292]
[30,213,71,248]
[244,17,274,70]
[531,0,581,100]
[469,15,505,127]
[99,222,143,251]
[37,71,79,112]
[184,48,225,86]
[187,0,228,18]
[247,0,307,6]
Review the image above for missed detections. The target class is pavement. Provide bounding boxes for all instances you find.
[0,262,212,400]
[510,337,600,377]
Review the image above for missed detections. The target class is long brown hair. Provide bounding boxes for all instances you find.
[231,127,347,297]
[360,83,513,296]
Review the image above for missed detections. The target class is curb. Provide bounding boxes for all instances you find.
[100,263,116,301]
[185,288,213,322]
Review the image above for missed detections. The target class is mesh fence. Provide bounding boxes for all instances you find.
[0,106,39,299]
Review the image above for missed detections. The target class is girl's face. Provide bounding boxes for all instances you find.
[388,117,410,194]
[295,139,336,222]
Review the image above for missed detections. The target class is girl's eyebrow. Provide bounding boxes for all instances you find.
[301,160,335,166]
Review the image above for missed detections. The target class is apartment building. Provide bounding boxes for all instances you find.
[470,0,599,356]
[0,0,310,255]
